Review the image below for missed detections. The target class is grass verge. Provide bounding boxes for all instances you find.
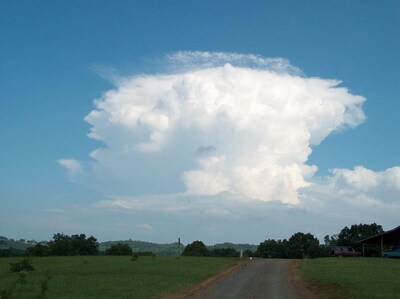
[300,257,400,299]
[0,256,239,299]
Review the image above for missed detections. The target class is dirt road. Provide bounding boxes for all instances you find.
[195,259,299,299]
[168,259,316,299]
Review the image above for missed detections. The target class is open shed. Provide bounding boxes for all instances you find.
[359,226,400,256]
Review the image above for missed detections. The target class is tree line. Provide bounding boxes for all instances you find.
[0,223,384,258]
[183,223,384,258]
[26,233,99,256]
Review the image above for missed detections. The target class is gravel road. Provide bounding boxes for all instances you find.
[191,259,300,299]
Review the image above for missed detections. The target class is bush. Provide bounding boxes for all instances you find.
[9,258,35,272]
[27,243,51,257]
[105,243,133,256]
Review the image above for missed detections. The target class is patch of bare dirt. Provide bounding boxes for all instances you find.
[286,260,321,299]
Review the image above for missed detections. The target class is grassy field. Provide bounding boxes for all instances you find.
[0,256,239,299]
[300,257,400,299]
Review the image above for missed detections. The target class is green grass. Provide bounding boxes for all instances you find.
[300,257,400,299]
[0,256,239,299]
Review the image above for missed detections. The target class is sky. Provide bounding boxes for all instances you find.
[1,0,399,245]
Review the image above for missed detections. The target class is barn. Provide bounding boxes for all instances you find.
[359,226,400,257]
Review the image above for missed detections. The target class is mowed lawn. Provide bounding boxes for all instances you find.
[0,256,238,299]
[300,257,400,299]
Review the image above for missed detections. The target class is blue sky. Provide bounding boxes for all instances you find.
[1,1,399,244]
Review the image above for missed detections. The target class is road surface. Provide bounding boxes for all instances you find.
[164,259,321,299]
[189,259,303,299]
[163,259,318,299]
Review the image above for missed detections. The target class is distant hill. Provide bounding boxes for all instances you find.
[0,236,33,256]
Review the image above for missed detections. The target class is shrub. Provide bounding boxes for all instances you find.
[106,243,133,256]
[9,258,35,272]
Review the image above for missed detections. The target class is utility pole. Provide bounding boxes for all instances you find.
[178,237,181,256]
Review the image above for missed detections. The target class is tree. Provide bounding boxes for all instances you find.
[182,241,209,256]
[324,234,338,248]
[49,233,73,256]
[256,239,278,258]
[105,243,133,256]
[336,223,383,254]
[244,249,255,258]
[48,233,99,256]
[287,232,322,259]
[256,239,290,258]
[70,234,99,255]
[27,243,51,257]
[211,247,238,257]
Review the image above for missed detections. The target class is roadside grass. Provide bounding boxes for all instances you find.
[0,256,239,299]
[300,257,400,299]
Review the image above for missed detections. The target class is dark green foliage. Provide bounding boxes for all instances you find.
[210,247,238,257]
[27,244,51,257]
[256,224,384,259]
[0,250,13,258]
[337,223,383,252]
[287,232,322,258]
[0,248,25,257]
[182,241,210,256]
[209,243,257,253]
[243,249,255,258]
[325,223,384,256]
[10,258,35,272]
[48,233,99,256]
[99,240,184,256]
[48,233,72,256]
[256,232,323,259]
[105,243,133,256]
[256,239,288,258]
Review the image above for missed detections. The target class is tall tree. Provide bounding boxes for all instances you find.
[182,241,209,256]
[287,232,321,258]
[49,233,98,256]
[337,223,383,251]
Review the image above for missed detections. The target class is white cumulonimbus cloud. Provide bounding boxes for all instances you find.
[328,166,400,203]
[61,52,367,204]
